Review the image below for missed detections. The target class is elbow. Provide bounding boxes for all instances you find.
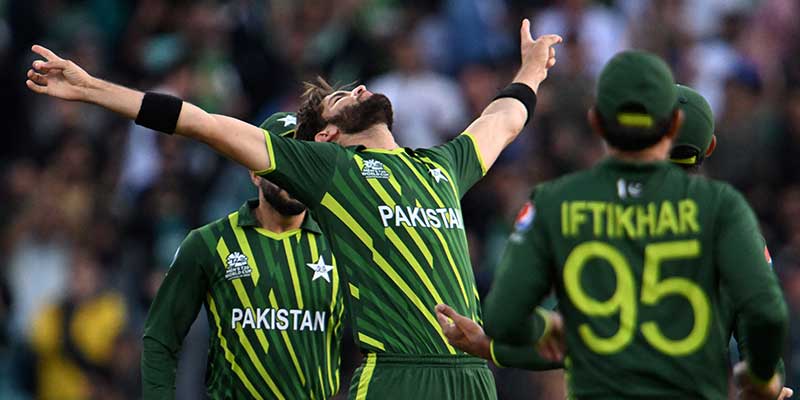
[744,295,789,340]
[483,308,525,345]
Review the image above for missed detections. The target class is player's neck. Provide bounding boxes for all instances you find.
[254,201,305,233]
[608,140,671,163]
[339,124,399,149]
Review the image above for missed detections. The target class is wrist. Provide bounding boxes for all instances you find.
[512,69,545,93]
[82,76,106,103]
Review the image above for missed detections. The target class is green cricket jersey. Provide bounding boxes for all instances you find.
[483,158,788,399]
[257,131,485,355]
[142,200,344,400]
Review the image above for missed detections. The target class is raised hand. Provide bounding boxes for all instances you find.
[435,304,491,360]
[26,45,95,101]
[515,18,562,92]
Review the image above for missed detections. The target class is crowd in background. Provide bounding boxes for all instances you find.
[1,0,800,399]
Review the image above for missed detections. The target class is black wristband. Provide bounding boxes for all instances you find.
[493,83,537,126]
[135,92,183,134]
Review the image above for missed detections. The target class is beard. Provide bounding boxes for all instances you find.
[259,179,306,216]
[327,94,394,134]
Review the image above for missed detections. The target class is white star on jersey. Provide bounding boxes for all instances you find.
[277,115,297,127]
[429,168,448,183]
[306,255,334,283]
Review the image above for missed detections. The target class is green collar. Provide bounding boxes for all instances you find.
[237,199,322,235]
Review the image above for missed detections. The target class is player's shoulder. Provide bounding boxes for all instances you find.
[530,168,599,202]
[188,213,235,247]
[684,174,746,205]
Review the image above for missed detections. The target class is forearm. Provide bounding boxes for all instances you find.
[83,78,269,171]
[491,339,563,370]
[734,318,786,382]
[740,292,788,381]
[142,336,178,400]
[484,299,549,346]
[84,77,144,119]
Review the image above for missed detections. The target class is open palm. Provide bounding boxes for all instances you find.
[26,45,93,101]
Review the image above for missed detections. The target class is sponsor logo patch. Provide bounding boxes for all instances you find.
[514,201,535,232]
[362,159,391,179]
[225,251,252,280]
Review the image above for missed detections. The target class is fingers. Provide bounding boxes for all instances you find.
[547,47,557,69]
[31,45,63,62]
[27,69,48,86]
[33,59,70,73]
[435,303,472,326]
[779,387,794,399]
[534,34,563,48]
[435,310,453,329]
[435,311,463,341]
[520,18,534,44]
[26,79,47,94]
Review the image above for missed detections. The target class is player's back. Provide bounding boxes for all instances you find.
[536,157,754,399]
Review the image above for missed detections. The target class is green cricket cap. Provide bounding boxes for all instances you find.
[596,50,677,131]
[671,84,714,165]
[259,112,297,138]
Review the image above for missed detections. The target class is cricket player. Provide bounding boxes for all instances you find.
[438,51,787,399]
[437,83,794,398]
[24,19,561,399]
[141,113,344,399]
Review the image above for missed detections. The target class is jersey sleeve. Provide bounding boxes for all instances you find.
[490,332,563,370]
[255,129,344,209]
[483,189,554,346]
[141,230,209,399]
[715,185,788,382]
[425,133,487,197]
[729,238,786,382]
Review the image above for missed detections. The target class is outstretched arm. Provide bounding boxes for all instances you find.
[464,19,561,170]
[26,45,269,172]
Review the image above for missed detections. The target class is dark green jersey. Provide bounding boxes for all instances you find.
[257,131,485,355]
[142,200,344,400]
[483,158,787,399]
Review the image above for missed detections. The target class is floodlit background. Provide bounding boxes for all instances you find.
[1,0,799,399]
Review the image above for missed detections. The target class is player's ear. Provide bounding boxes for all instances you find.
[706,135,717,158]
[315,126,339,143]
[588,107,605,139]
[664,109,683,140]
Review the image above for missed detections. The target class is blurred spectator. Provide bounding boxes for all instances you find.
[533,0,628,77]
[29,249,127,400]
[5,0,800,398]
[369,30,467,148]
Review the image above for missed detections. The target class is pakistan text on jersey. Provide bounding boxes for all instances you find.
[560,199,700,239]
[378,205,464,230]
[231,308,327,332]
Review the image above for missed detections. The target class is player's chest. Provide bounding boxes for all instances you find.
[208,231,338,311]
[343,154,460,209]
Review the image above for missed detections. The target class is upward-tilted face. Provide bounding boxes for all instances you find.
[321,85,394,135]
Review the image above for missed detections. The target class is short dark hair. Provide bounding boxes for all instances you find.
[598,103,677,151]
[295,77,351,141]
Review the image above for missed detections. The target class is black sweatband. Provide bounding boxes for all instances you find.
[493,83,537,125]
[135,92,183,134]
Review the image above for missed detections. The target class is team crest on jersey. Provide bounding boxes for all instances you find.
[306,255,335,283]
[225,252,252,280]
[362,159,391,179]
[429,168,448,183]
[514,201,535,232]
